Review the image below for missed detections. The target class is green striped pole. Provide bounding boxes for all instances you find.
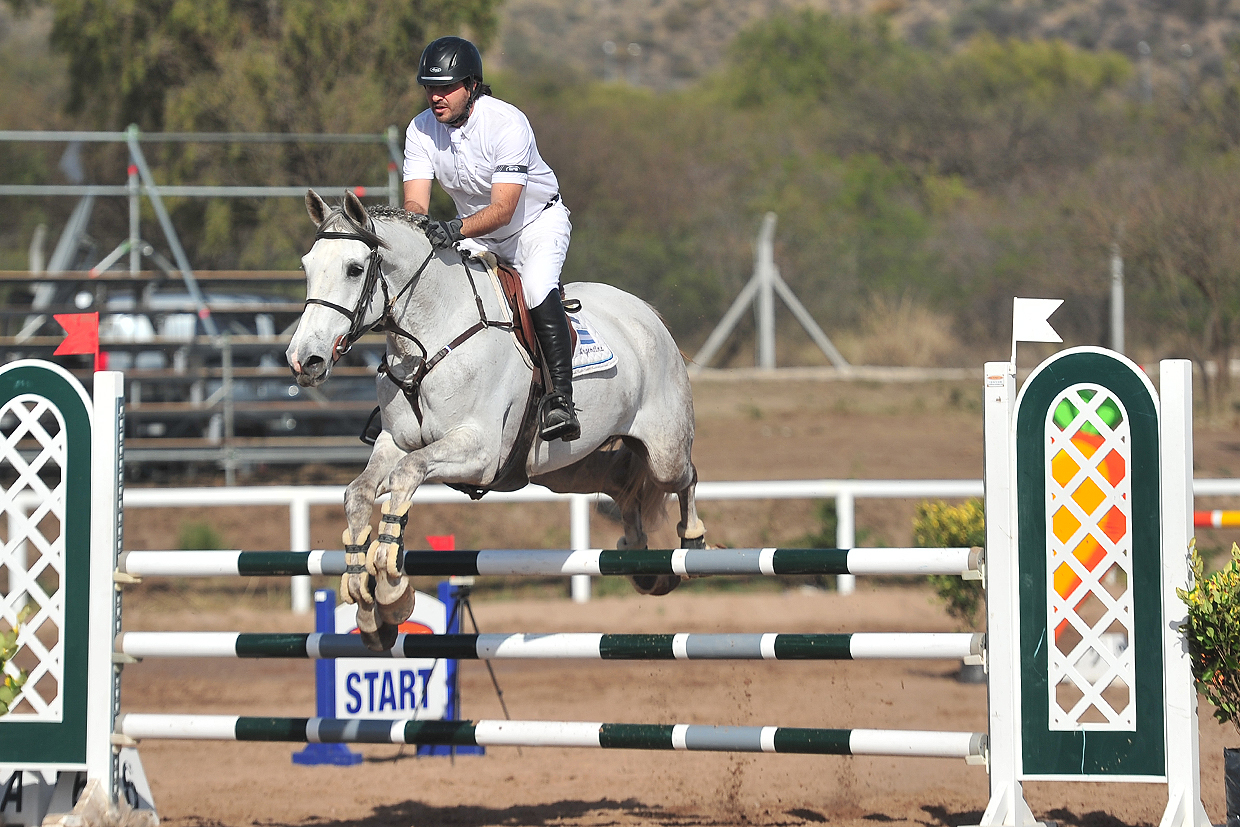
[116,714,986,760]
[117,546,982,578]
[116,631,984,661]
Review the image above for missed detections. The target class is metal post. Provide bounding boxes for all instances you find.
[289,496,312,614]
[386,126,401,208]
[1110,241,1124,354]
[221,334,235,486]
[125,124,220,338]
[570,494,591,603]
[128,162,140,274]
[835,490,856,595]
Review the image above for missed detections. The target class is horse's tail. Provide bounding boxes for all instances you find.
[608,436,670,532]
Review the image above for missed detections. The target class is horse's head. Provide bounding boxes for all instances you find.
[287,190,388,387]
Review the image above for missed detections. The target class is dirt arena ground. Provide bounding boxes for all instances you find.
[117,375,1240,827]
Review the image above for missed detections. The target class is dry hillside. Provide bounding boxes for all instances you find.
[493,0,1240,89]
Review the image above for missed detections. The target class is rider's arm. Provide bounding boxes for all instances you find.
[460,182,523,239]
[403,179,433,215]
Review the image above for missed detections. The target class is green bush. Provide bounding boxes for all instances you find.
[178,520,226,551]
[0,608,31,716]
[913,499,985,628]
[1178,541,1240,733]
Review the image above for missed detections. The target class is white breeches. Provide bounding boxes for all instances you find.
[459,200,572,307]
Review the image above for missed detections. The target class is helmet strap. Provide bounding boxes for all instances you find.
[447,79,482,128]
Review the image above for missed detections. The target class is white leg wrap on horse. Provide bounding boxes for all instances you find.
[678,518,707,541]
[371,500,415,626]
[340,526,373,606]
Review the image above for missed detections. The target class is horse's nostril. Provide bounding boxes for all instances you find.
[303,355,326,372]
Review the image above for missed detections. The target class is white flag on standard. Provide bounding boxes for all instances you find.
[1010,297,1063,364]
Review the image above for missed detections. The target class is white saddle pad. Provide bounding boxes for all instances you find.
[569,311,616,377]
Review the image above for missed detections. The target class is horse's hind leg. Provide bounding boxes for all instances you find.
[342,431,406,651]
[676,465,707,549]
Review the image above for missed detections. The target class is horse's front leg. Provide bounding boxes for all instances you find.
[341,431,406,651]
[368,425,494,634]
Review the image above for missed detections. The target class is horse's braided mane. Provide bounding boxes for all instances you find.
[320,203,429,249]
[368,204,430,230]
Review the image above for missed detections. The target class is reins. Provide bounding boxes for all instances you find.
[304,210,515,424]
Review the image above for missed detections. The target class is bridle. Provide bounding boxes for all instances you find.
[302,210,515,424]
[302,217,434,358]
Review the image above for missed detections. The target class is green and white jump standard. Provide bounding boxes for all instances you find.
[0,345,1216,827]
[115,714,986,759]
[115,631,985,661]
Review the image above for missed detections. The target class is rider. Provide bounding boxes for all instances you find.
[402,35,580,442]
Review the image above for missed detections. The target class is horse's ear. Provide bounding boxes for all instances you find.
[306,190,329,226]
[343,190,368,226]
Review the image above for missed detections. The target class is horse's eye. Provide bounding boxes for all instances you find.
[346,263,364,279]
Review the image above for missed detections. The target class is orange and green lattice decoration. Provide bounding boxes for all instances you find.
[1049,390,1128,643]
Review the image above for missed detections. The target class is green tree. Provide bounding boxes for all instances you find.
[4,0,500,268]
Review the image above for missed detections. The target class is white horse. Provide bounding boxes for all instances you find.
[287,191,706,650]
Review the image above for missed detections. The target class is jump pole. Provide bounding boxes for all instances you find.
[116,546,983,578]
[115,714,986,760]
[115,631,985,662]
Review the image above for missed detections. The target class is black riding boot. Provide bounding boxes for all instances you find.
[530,291,581,442]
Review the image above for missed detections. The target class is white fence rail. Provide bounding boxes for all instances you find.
[15,478,1240,611]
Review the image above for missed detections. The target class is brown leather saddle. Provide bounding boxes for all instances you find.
[493,261,578,364]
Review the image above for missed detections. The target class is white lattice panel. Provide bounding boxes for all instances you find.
[1044,383,1136,731]
[1,394,67,722]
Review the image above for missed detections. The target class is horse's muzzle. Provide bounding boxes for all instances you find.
[294,355,329,387]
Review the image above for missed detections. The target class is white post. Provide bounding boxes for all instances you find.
[756,212,777,370]
[1110,242,1124,354]
[289,497,312,614]
[835,490,855,595]
[1157,360,1211,827]
[570,494,591,603]
[978,361,1038,827]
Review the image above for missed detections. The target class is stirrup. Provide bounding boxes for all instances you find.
[539,390,580,442]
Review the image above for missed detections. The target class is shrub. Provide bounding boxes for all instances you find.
[178,520,226,551]
[1178,541,1240,733]
[913,499,985,628]
[0,608,31,716]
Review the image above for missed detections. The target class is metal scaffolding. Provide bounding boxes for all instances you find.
[0,126,404,338]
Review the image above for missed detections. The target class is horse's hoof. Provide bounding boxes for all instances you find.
[360,623,399,652]
[679,535,707,549]
[377,579,416,626]
[630,574,682,596]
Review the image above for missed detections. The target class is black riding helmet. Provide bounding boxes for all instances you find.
[418,36,483,87]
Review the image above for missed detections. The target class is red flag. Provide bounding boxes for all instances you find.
[53,312,100,371]
[426,535,455,551]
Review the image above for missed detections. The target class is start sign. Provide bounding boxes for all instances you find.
[333,591,449,720]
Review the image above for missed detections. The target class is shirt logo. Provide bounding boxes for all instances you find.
[495,164,528,174]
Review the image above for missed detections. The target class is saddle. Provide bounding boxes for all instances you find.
[488,254,578,361]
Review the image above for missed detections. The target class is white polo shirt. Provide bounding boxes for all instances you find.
[403,95,561,242]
